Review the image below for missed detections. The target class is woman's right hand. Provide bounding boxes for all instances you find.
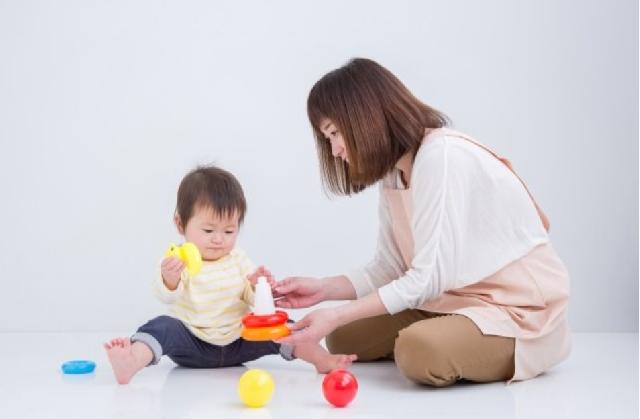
[273,277,326,309]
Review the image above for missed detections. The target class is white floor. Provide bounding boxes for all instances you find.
[0,333,636,419]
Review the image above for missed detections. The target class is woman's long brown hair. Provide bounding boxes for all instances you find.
[308,58,449,195]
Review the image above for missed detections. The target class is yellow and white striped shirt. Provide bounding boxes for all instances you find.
[154,248,255,346]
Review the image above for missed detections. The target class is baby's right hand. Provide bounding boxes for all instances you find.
[161,256,185,288]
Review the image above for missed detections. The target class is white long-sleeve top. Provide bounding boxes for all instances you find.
[347,132,549,314]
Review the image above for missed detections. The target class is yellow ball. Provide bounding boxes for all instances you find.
[237,369,274,408]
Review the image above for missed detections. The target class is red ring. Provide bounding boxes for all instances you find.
[242,310,288,327]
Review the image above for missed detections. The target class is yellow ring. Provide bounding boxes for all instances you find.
[241,324,290,341]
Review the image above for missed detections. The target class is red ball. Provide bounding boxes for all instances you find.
[322,369,358,407]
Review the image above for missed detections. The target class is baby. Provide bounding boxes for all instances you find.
[104,165,355,384]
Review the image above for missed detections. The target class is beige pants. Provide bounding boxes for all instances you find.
[325,310,515,387]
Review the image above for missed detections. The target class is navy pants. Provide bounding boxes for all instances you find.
[132,315,282,368]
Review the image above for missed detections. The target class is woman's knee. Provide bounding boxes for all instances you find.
[325,323,355,355]
[327,315,412,361]
[325,320,386,359]
[394,323,457,387]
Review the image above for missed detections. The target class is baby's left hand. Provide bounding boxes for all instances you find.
[247,266,276,289]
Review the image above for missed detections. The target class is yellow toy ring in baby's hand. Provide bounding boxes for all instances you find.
[165,242,202,276]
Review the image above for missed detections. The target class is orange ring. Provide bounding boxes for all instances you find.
[242,311,288,328]
[241,324,291,341]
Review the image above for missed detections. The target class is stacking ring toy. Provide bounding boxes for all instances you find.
[165,242,202,276]
[61,360,96,374]
[241,323,290,341]
[242,311,288,328]
[241,310,290,341]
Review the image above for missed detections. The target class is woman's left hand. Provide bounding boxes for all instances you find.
[277,307,340,346]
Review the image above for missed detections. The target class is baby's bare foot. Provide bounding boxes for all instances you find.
[314,353,358,374]
[104,337,142,384]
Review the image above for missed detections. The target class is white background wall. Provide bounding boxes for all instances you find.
[0,0,637,333]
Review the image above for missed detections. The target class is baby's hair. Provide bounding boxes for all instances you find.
[176,165,247,227]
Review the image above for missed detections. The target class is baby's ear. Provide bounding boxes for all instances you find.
[174,213,185,235]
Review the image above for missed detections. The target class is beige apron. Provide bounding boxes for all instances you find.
[385,128,571,381]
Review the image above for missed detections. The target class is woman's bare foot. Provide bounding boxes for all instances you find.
[293,343,358,374]
[104,338,150,384]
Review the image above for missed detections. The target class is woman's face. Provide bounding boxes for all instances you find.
[320,119,349,164]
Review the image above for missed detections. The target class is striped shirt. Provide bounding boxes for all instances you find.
[154,248,255,346]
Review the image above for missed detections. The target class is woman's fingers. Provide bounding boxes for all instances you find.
[274,299,292,308]
[276,317,308,345]
[277,328,311,346]
[274,277,298,294]
[288,316,310,331]
[271,286,284,299]
[275,335,295,345]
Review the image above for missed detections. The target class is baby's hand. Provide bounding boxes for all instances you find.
[247,266,276,289]
[161,256,185,288]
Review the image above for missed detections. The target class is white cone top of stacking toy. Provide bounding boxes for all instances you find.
[253,276,276,315]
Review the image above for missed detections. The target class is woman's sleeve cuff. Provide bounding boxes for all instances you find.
[377,283,410,314]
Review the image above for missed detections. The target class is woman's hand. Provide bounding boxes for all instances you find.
[278,292,389,346]
[277,307,339,345]
[273,277,326,308]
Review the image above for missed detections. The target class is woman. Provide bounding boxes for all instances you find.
[275,58,570,387]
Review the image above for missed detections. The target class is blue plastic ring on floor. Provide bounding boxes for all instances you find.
[61,360,96,374]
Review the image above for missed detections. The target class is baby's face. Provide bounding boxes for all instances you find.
[181,206,240,261]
